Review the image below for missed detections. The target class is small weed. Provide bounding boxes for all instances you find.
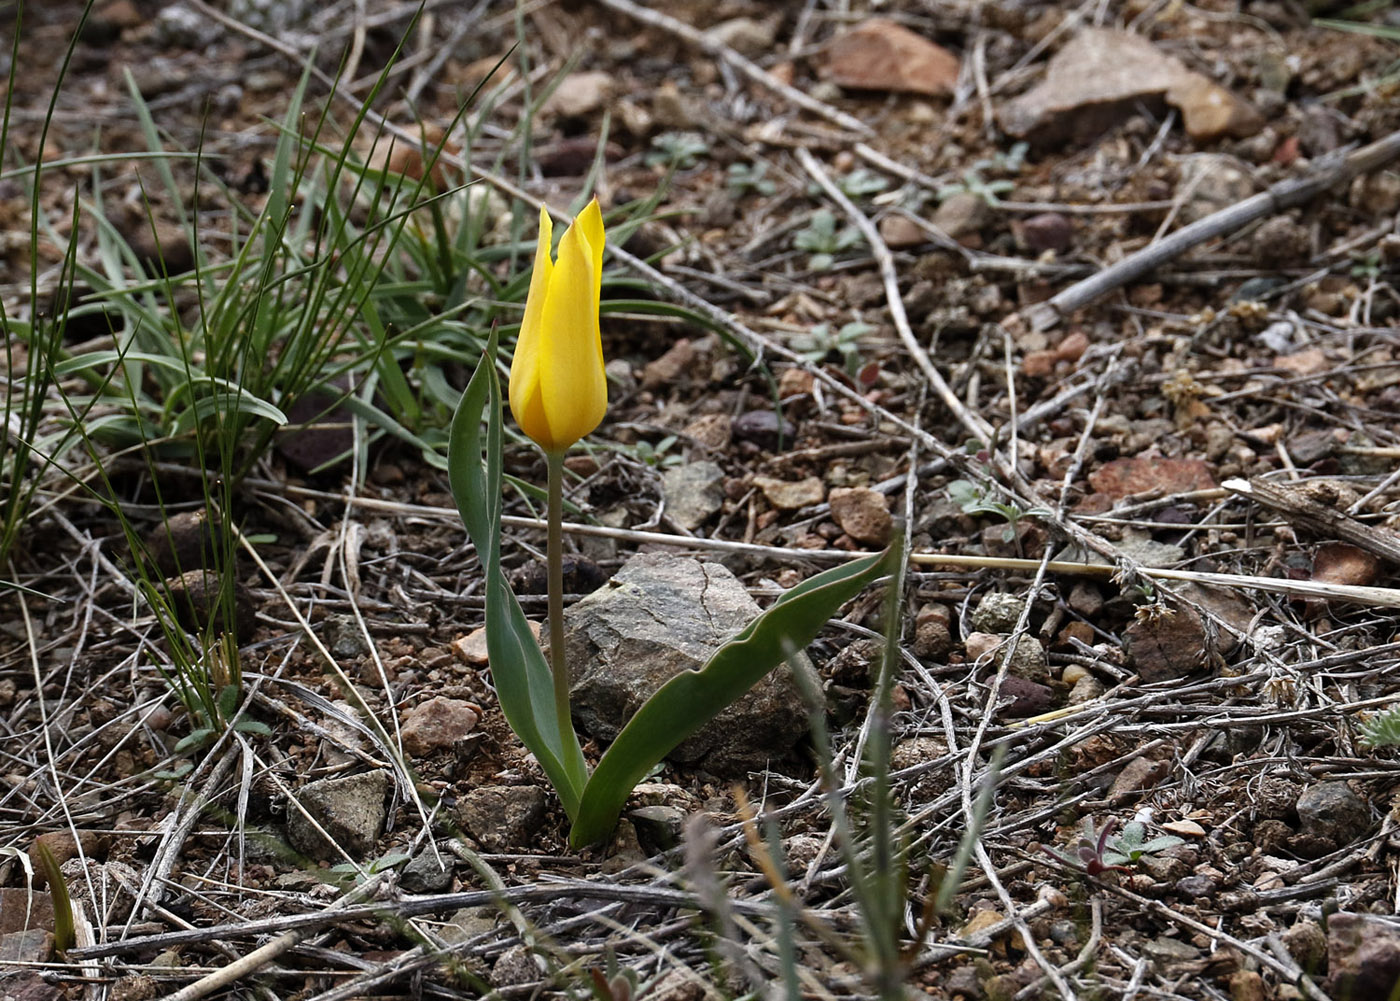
[809,167,889,200]
[791,320,875,376]
[1107,820,1185,866]
[794,209,862,270]
[327,849,412,889]
[622,434,684,469]
[838,167,890,198]
[1351,250,1382,280]
[1133,599,1176,624]
[1044,818,1131,877]
[34,843,75,957]
[1045,817,1184,877]
[587,952,643,1001]
[1361,705,1400,748]
[936,142,1028,206]
[169,635,273,757]
[646,131,709,169]
[947,478,1051,543]
[726,161,776,197]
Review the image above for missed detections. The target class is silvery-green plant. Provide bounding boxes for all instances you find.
[795,209,862,271]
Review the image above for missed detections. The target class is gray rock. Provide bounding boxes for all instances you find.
[1143,935,1201,964]
[0,972,64,1001]
[630,805,686,850]
[286,770,391,862]
[1068,675,1104,704]
[932,191,991,239]
[1003,635,1049,684]
[1294,781,1368,852]
[321,614,369,660]
[491,944,541,988]
[566,553,814,773]
[1173,875,1216,899]
[0,929,54,964]
[455,785,546,852]
[1112,532,1185,568]
[1282,919,1327,971]
[1298,104,1342,157]
[226,0,309,32]
[1141,853,1188,884]
[661,462,725,531]
[705,16,780,59]
[156,3,223,48]
[971,592,1026,633]
[439,906,498,945]
[400,850,454,893]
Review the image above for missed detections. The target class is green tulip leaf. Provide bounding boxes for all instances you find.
[448,330,588,819]
[34,842,75,957]
[569,545,900,847]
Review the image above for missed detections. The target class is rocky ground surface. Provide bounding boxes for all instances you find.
[4,1,1400,999]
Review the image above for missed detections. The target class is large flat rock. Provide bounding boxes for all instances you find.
[565,553,815,774]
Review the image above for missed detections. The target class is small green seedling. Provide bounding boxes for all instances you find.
[791,320,874,376]
[168,634,272,757]
[837,167,890,198]
[34,843,75,957]
[1044,817,1186,878]
[1362,706,1400,748]
[1106,820,1185,866]
[947,479,1051,543]
[587,950,643,1001]
[1044,818,1129,877]
[327,849,412,889]
[727,161,776,196]
[646,132,709,169]
[794,209,862,270]
[936,142,1029,206]
[1351,250,1382,281]
[627,435,684,469]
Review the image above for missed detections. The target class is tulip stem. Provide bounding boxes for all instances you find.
[545,450,573,746]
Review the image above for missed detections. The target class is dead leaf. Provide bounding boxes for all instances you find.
[1311,543,1382,588]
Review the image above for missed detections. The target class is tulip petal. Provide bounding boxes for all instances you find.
[576,199,605,302]
[508,206,554,443]
[536,202,607,450]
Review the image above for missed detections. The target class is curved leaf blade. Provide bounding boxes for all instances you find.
[570,546,899,846]
[447,330,588,818]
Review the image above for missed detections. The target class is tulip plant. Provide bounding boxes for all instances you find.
[449,199,898,847]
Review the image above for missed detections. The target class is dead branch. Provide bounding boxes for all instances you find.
[1224,476,1400,565]
[1025,128,1400,331]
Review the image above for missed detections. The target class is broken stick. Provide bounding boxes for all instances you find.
[1025,128,1400,331]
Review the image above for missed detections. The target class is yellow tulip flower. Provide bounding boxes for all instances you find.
[508,200,607,454]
